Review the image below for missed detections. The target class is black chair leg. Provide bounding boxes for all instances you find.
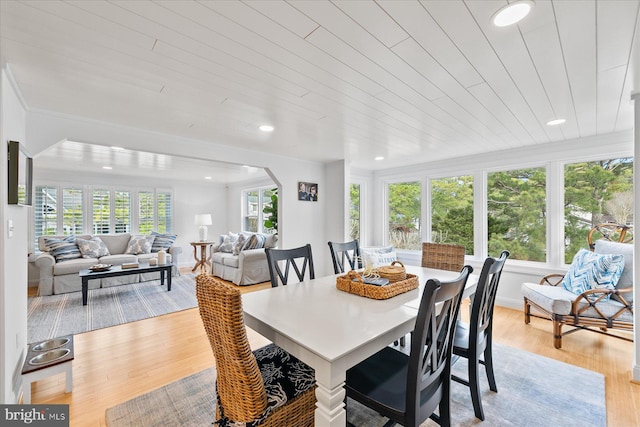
[468,355,485,421]
[484,343,497,392]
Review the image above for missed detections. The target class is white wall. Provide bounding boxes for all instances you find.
[1,67,29,404]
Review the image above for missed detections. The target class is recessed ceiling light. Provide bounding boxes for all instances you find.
[546,118,566,126]
[259,125,274,132]
[375,156,385,161]
[492,1,534,27]
[204,176,212,180]
[102,166,113,170]
[110,146,125,151]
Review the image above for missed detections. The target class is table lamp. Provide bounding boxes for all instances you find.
[195,214,212,242]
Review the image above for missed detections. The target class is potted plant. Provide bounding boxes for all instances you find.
[263,188,278,234]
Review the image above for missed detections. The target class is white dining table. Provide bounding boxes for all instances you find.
[242,265,477,427]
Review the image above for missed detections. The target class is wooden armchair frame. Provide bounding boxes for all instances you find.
[524,274,633,348]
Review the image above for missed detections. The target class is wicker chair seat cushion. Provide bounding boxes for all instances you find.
[594,240,634,303]
[521,282,574,315]
[522,282,633,322]
[217,343,315,427]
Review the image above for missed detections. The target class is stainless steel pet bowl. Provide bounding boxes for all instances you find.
[28,348,71,366]
[32,337,70,352]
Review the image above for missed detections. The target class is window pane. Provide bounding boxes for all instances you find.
[262,188,277,234]
[487,168,546,261]
[139,191,155,234]
[431,176,474,255]
[244,190,259,232]
[92,189,111,234]
[350,184,360,241]
[157,191,173,233]
[35,185,58,248]
[564,158,633,263]
[388,181,421,250]
[115,191,131,233]
[62,187,83,235]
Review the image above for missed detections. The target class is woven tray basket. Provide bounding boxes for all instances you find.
[377,260,407,283]
[336,270,419,300]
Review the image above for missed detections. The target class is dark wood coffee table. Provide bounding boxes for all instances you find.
[79,263,173,305]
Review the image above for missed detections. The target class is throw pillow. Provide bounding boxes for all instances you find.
[219,233,237,253]
[242,233,266,251]
[561,248,625,298]
[151,231,177,253]
[594,239,634,303]
[76,236,111,258]
[232,233,248,255]
[125,235,155,255]
[361,246,397,267]
[43,236,81,263]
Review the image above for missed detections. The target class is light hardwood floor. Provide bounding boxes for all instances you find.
[27,273,639,426]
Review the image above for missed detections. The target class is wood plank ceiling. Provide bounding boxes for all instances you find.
[1,0,638,174]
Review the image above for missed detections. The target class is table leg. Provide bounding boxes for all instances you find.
[167,267,172,291]
[314,380,347,427]
[82,278,89,306]
[192,246,201,272]
[160,270,165,286]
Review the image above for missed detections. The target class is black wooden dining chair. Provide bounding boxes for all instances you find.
[451,250,509,421]
[265,244,315,287]
[346,265,473,427]
[328,239,362,274]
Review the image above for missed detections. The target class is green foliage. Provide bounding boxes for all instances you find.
[432,176,474,254]
[388,181,421,249]
[263,188,278,233]
[349,184,360,240]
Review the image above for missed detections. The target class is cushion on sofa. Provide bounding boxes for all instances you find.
[219,233,238,253]
[151,232,177,253]
[233,233,248,255]
[76,236,111,258]
[243,233,266,250]
[521,282,574,315]
[43,236,82,262]
[53,257,99,275]
[561,248,624,297]
[125,235,155,255]
[361,246,397,267]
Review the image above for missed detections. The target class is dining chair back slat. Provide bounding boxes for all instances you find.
[266,244,315,287]
[328,240,361,274]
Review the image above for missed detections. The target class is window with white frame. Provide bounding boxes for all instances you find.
[387,181,422,250]
[350,183,361,241]
[33,184,173,251]
[487,167,546,262]
[431,175,474,255]
[243,186,276,234]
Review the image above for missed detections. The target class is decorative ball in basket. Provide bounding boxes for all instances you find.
[376,260,407,283]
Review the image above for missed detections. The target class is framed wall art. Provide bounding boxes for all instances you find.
[298,181,318,202]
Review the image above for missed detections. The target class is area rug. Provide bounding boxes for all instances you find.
[105,343,606,427]
[28,274,197,343]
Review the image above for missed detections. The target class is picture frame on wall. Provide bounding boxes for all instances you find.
[298,182,318,202]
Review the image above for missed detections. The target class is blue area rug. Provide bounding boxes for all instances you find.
[105,343,605,426]
[28,274,196,343]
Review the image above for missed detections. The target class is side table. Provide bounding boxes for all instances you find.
[190,241,213,273]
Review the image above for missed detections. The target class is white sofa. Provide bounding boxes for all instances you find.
[211,232,277,286]
[35,233,182,296]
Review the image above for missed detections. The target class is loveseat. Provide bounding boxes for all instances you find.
[35,232,182,296]
[211,232,277,286]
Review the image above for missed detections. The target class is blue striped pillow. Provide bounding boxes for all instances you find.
[562,248,625,298]
[151,232,177,253]
[242,234,266,251]
[43,236,81,262]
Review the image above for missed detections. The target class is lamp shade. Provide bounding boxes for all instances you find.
[194,214,212,226]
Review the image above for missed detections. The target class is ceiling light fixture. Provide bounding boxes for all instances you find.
[102,166,113,170]
[205,176,212,180]
[375,156,384,161]
[259,125,274,132]
[546,118,566,126]
[492,0,534,27]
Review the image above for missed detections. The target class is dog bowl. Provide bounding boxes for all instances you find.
[28,348,70,366]
[32,337,70,352]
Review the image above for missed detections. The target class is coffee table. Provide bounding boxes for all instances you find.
[78,263,173,305]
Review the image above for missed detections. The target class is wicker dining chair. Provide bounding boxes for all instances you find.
[421,242,466,272]
[195,274,316,426]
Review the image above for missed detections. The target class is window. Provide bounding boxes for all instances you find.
[114,191,131,233]
[138,191,155,234]
[92,189,110,234]
[487,168,546,261]
[431,176,474,255]
[564,157,633,263]
[243,187,277,234]
[34,185,58,245]
[388,181,421,250]
[157,191,173,233]
[350,184,361,241]
[62,188,83,235]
